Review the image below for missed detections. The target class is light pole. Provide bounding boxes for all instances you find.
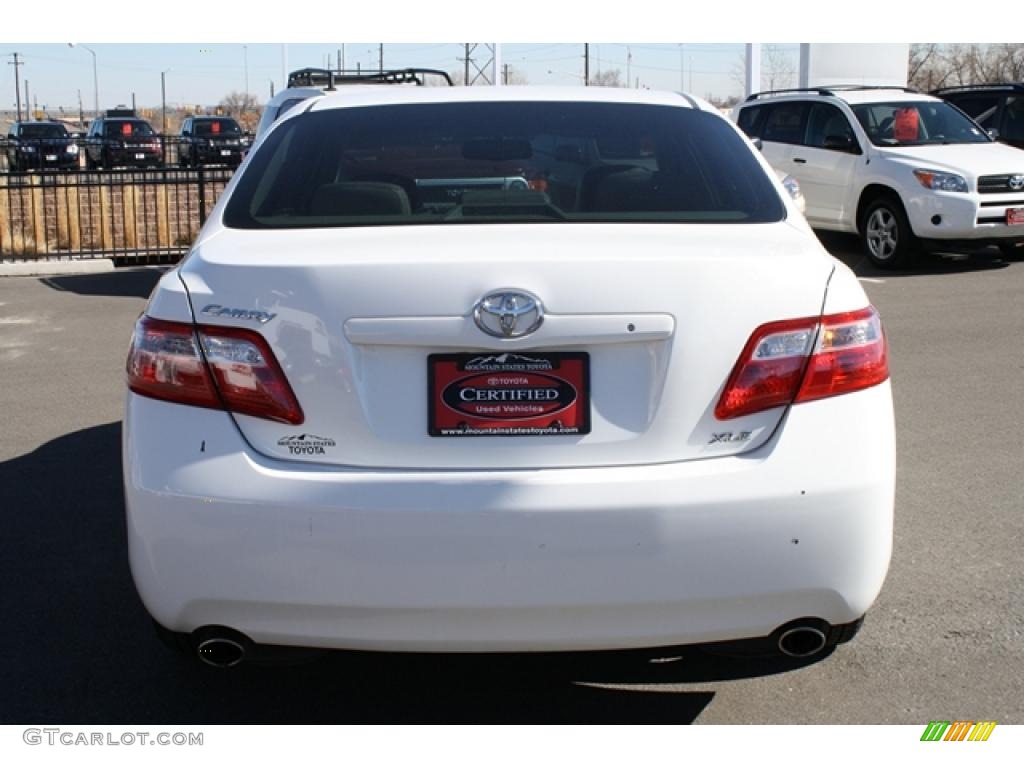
[161,68,172,133]
[68,43,99,118]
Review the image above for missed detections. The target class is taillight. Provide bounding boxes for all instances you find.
[715,306,888,420]
[127,315,303,425]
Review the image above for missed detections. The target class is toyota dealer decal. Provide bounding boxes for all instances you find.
[428,352,590,437]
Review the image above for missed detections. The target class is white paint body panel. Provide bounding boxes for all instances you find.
[125,382,894,652]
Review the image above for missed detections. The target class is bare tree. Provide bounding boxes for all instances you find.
[590,69,623,88]
[730,45,797,95]
[762,45,797,92]
[910,43,1024,91]
[220,91,260,130]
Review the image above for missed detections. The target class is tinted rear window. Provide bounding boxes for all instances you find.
[224,101,784,229]
[20,124,68,139]
[104,121,156,137]
[194,119,241,136]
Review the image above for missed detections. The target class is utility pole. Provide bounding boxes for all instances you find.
[270,80,274,98]
[627,47,632,89]
[132,91,136,113]
[77,89,84,127]
[503,63,509,85]
[379,44,383,73]
[464,44,470,85]
[161,69,171,133]
[25,80,30,118]
[584,44,589,86]
[341,45,345,71]
[8,52,23,121]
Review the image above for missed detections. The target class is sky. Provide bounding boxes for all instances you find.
[1,0,1012,120]
[0,43,790,116]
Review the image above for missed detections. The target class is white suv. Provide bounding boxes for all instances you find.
[734,86,1024,268]
[124,86,894,667]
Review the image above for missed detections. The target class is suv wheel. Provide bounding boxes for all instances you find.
[861,196,917,269]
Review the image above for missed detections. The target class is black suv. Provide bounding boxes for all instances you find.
[177,116,245,168]
[5,121,80,171]
[84,117,163,169]
[933,83,1024,150]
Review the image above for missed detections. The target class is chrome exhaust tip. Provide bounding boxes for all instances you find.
[196,637,246,668]
[777,626,828,658]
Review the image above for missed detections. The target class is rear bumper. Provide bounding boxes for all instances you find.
[195,147,242,164]
[124,383,895,653]
[106,148,162,167]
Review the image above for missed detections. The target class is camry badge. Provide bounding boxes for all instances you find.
[201,304,277,324]
[473,290,544,339]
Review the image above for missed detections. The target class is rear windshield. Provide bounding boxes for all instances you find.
[852,101,990,146]
[194,119,241,136]
[105,121,156,137]
[224,101,784,229]
[20,124,68,139]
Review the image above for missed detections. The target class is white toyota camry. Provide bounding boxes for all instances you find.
[124,86,895,667]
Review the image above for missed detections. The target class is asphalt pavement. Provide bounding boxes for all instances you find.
[1,240,1021,724]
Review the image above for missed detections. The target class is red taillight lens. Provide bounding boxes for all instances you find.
[715,306,888,420]
[127,316,220,410]
[796,308,888,403]
[127,315,304,425]
[196,325,304,424]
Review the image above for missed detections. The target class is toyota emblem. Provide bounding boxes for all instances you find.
[473,290,544,339]
[1009,175,1024,191]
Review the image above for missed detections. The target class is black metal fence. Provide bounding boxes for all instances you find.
[0,167,235,263]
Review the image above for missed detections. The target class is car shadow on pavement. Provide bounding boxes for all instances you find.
[38,267,166,300]
[0,422,823,725]
[815,231,1021,278]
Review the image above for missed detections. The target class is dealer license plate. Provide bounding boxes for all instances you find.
[1008,208,1024,226]
[428,352,590,437]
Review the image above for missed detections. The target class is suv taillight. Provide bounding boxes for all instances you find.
[715,306,888,420]
[127,315,303,425]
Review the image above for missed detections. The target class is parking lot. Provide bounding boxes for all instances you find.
[0,236,1022,724]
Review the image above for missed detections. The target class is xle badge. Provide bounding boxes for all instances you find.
[709,431,752,444]
[277,434,336,455]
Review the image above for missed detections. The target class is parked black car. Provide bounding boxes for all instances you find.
[177,116,246,168]
[5,121,81,171]
[933,83,1024,150]
[84,117,163,169]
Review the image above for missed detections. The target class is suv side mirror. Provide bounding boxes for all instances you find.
[751,137,764,152]
[987,128,1000,140]
[824,134,858,153]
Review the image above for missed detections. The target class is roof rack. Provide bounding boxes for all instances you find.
[286,67,454,89]
[745,84,919,101]
[931,82,1024,95]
